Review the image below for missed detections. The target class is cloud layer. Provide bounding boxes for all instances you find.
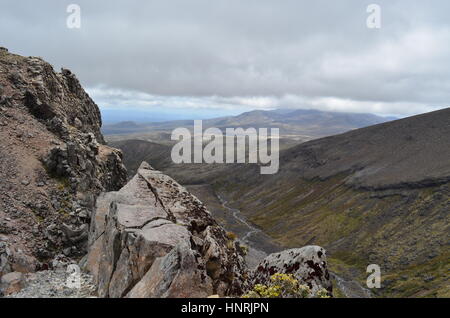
[1,0,450,116]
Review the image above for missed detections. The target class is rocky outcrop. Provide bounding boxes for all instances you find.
[251,246,332,296]
[0,48,127,281]
[84,162,248,298]
[1,46,104,142]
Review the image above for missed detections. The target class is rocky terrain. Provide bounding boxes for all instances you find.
[0,48,333,298]
[83,161,249,297]
[0,47,127,295]
[251,246,333,296]
[5,269,96,298]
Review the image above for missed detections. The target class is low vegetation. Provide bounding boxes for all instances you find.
[217,172,449,298]
[242,273,330,298]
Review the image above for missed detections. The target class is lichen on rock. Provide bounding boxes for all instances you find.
[250,246,333,296]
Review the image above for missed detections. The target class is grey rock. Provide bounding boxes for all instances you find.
[251,246,332,296]
[61,223,88,244]
[74,117,82,129]
[6,269,96,298]
[126,243,213,298]
[0,272,25,296]
[85,162,248,298]
[62,248,72,257]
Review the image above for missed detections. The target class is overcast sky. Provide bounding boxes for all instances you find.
[1,0,450,119]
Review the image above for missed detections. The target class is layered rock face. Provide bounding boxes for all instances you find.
[0,48,127,281]
[84,162,248,298]
[251,246,332,295]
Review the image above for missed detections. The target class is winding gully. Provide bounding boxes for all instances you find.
[216,194,260,243]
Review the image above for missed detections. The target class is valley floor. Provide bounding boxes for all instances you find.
[186,183,373,298]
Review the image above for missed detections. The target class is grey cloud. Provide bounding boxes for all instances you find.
[1,0,450,116]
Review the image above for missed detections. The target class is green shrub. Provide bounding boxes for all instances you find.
[226,231,237,241]
[242,273,330,298]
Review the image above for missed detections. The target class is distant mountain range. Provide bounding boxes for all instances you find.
[102,109,396,139]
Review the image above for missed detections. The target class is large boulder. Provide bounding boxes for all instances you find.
[84,162,248,298]
[251,246,332,295]
[125,242,214,298]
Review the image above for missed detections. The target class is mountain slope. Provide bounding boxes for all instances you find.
[109,139,173,177]
[212,108,450,297]
[279,108,450,188]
